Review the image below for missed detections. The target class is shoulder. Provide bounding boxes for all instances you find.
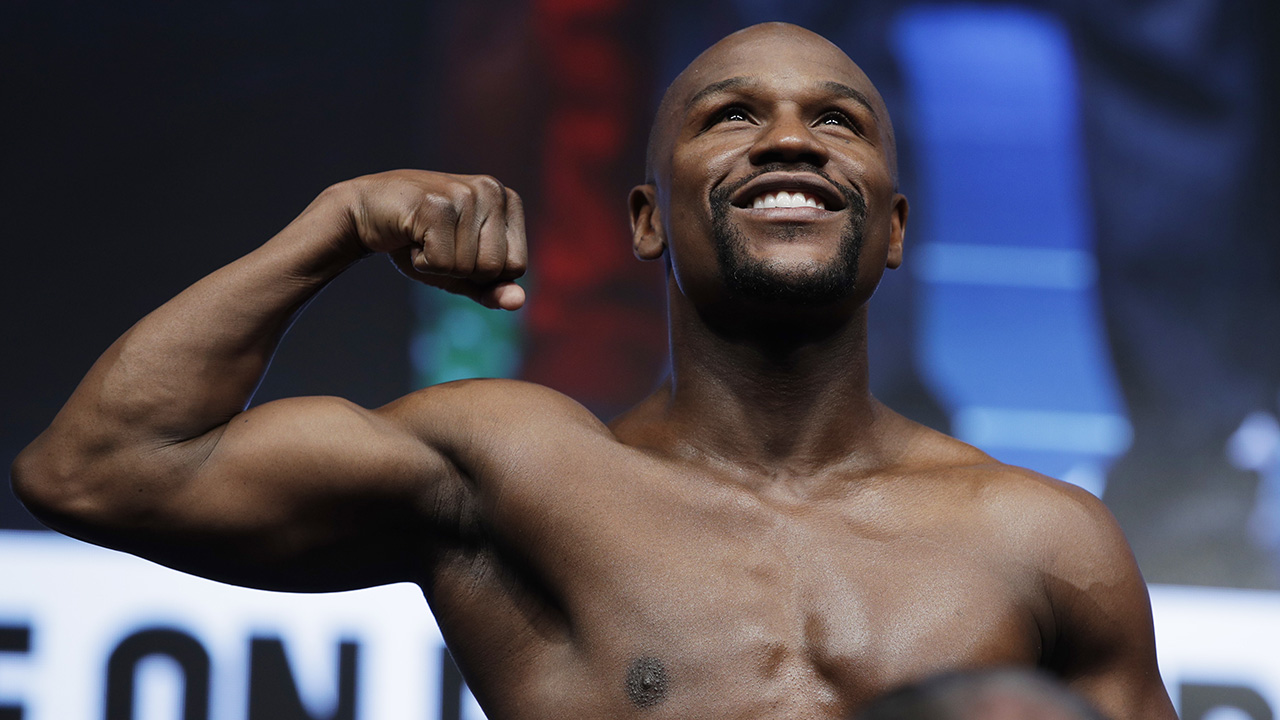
[931,450,1133,587]
[942,463,1174,714]
[893,419,1121,560]
[383,378,608,431]
[375,378,616,466]
[924,453,1166,691]
[971,462,1132,588]
[894,423,1139,602]
[945,459,1162,691]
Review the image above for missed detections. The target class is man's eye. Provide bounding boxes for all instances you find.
[717,107,751,123]
[819,111,857,130]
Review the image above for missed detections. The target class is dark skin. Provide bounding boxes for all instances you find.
[12,23,1175,720]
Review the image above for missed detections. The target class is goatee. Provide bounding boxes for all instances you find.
[709,165,867,306]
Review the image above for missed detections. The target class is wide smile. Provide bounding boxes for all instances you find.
[727,172,849,216]
[749,190,826,210]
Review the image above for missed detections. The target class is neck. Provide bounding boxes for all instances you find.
[616,284,889,478]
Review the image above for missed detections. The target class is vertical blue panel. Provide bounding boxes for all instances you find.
[891,6,1127,494]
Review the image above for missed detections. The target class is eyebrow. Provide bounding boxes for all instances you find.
[817,80,877,117]
[685,77,754,110]
[685,76,878,119]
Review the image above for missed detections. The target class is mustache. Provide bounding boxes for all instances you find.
[710,163,866,214]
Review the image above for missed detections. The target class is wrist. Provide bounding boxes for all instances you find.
[315,180,372,259]
[267,181,370,280]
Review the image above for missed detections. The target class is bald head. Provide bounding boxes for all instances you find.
[644,23,899,188]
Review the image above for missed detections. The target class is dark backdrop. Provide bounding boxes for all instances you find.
[2,1,434,528]
[5,0,1280,591]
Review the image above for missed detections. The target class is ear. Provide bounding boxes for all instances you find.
[629,184,666,261]
[885,192,909,269]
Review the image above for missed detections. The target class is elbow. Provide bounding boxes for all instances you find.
[11,439,77,530]
[10,436,122,534]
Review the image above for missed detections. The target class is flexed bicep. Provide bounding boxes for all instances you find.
[10,167,532,592]
[35,394,464,592]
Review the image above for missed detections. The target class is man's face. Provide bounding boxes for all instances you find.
[636,24,906,311]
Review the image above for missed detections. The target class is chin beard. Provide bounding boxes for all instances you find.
[709,170,867,307]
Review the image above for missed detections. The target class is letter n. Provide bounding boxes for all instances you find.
[248,637,358,720]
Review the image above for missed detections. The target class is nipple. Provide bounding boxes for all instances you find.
[625,656,669,709]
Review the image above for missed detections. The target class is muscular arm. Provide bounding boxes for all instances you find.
[10,170,527,591]
[1039,483,1177,719]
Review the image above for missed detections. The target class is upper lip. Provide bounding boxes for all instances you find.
[728,172,848,211]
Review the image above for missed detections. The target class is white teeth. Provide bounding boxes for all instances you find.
[750,191,825,210]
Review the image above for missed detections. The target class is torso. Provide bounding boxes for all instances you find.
[415,386,1061,720]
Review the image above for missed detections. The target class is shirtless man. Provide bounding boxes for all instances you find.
[11,22,1176,720]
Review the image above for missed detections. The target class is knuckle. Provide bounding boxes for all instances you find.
[422,192,459,225]
[451,182,477,203]
[505,257,528,278]
[449,187,478,224]
[472,174,504,195]
[450,256,477,277]
[472,255,504,281]
[421,244,454,271]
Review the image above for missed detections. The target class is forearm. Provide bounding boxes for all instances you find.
[12,168,527,542]
[12,184,365,518]
[102,188,363,434]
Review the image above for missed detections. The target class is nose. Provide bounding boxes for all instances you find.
[748,108,829,167]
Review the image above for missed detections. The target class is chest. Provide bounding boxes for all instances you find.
[486,467,1046,700]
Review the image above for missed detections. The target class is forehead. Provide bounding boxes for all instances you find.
[647,24,890,181]
[676,27,871,99]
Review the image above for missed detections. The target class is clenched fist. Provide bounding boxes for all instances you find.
[335,169,528,310]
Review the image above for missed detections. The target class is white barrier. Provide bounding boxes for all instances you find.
[2,531,1276,719]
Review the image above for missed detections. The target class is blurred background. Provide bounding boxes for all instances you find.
[3,0,1278,718]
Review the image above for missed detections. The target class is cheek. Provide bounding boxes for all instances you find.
[663,156,720,239]
[662,137,754,254]
[669,140,739,196]
[664,195,716,284]
[660,160,726,299]
[663,192,711,273]
[854,198,900,288]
